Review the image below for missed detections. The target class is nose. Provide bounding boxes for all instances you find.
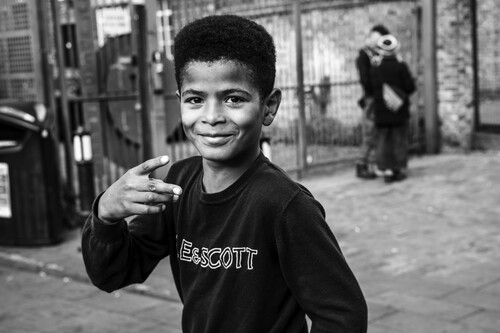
[202,100,225,125]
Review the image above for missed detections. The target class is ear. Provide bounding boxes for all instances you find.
[176,90,181,101]
[262,88,281,126]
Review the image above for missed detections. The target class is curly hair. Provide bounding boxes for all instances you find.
[173,15,277,99]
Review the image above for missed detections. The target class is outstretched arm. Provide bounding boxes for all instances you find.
[82,156,182,292]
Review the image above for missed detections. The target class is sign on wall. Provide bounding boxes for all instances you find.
[95,5,132,47]
[0,163,12,219]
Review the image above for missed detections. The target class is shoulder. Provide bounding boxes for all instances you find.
[357,48,369,61]
[252,160,300,194]
[250,159,323,216]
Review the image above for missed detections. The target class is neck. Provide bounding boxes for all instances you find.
[202,149,260,193]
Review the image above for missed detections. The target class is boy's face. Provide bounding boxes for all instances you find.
[178,60,279,167]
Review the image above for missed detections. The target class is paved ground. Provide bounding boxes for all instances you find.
[1,151,500,332]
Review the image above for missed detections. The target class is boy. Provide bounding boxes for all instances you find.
[82,15,367,332]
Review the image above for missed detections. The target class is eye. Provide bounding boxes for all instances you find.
[185,97,203,105]
[225,96,244,106]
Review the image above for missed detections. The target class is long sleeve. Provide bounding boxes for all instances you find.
[276,191,367,333]
[356,49,373,97]
[400,62,416,95]
[81,193,171,293]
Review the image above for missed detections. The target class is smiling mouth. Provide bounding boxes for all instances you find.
[200,133,231,137]
[197,130,236,138]
[197,132,234,145]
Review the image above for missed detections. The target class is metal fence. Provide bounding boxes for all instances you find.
[163,0,423,174]
[0,0,425,187]
[69,2,149,190]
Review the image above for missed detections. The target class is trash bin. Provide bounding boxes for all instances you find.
[0,101,64,245]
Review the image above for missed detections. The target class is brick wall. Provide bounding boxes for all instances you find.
[436,0,475,150]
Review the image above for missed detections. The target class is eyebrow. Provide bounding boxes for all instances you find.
[181,88,252,98]
[181,89,205,97]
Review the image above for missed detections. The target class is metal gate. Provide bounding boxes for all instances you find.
[66,1,150,192]
[164,0,423,174]
[473,0,500,132]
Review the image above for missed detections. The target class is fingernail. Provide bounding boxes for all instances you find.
[160,156,169,164]
[173,195,179,201]
[173,187,181,195]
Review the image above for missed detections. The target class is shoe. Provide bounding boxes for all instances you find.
[392,170,407,182]
[384,170,406,183]
[356,163,377,179]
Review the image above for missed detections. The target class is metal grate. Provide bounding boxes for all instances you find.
[12,3,30,30]
[0,41,6,75]
[7,36,33,73]
[0,0,39,101]
[9,78,35,100]
[0,79,8,98]
[0,1,30,31]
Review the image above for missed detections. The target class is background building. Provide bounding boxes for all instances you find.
[0,0,498,223]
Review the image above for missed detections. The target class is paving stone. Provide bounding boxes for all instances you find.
[367,322,397,333]
[366,301,397,322]
[371,311,450,333]
[479,279,500,297]
[429,264,500,289]
[373,311,499,333]
[443,288,500,311]
[0,268,182,333]
[79,287,165,314]
[357,271,461,299]
[459,310,500,332]
[368,290,478,321]
[134,300,183,329]
[36,303,161,333]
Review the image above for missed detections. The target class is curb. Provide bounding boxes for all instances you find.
[0,251,181,303]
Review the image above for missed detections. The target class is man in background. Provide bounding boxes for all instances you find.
[355,24,390,179]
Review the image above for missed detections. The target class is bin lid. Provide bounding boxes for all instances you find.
[0,101,42,132]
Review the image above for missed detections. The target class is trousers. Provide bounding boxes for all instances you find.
[358,97,376,165]
[375,122,409,171]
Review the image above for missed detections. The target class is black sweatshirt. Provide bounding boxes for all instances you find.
[82,154,367,333]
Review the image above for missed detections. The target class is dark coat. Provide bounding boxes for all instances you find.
[356,48,374,97]
[355,47,377,108]
[371,56,416,126]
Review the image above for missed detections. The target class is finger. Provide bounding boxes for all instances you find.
[133,192,178,205]
[132,155,170,176]
[137,179,182,195]
[126,202,167,216]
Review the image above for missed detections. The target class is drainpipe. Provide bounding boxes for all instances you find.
[422,0,440,153]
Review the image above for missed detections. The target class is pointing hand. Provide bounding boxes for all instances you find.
[98,156,182,222]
